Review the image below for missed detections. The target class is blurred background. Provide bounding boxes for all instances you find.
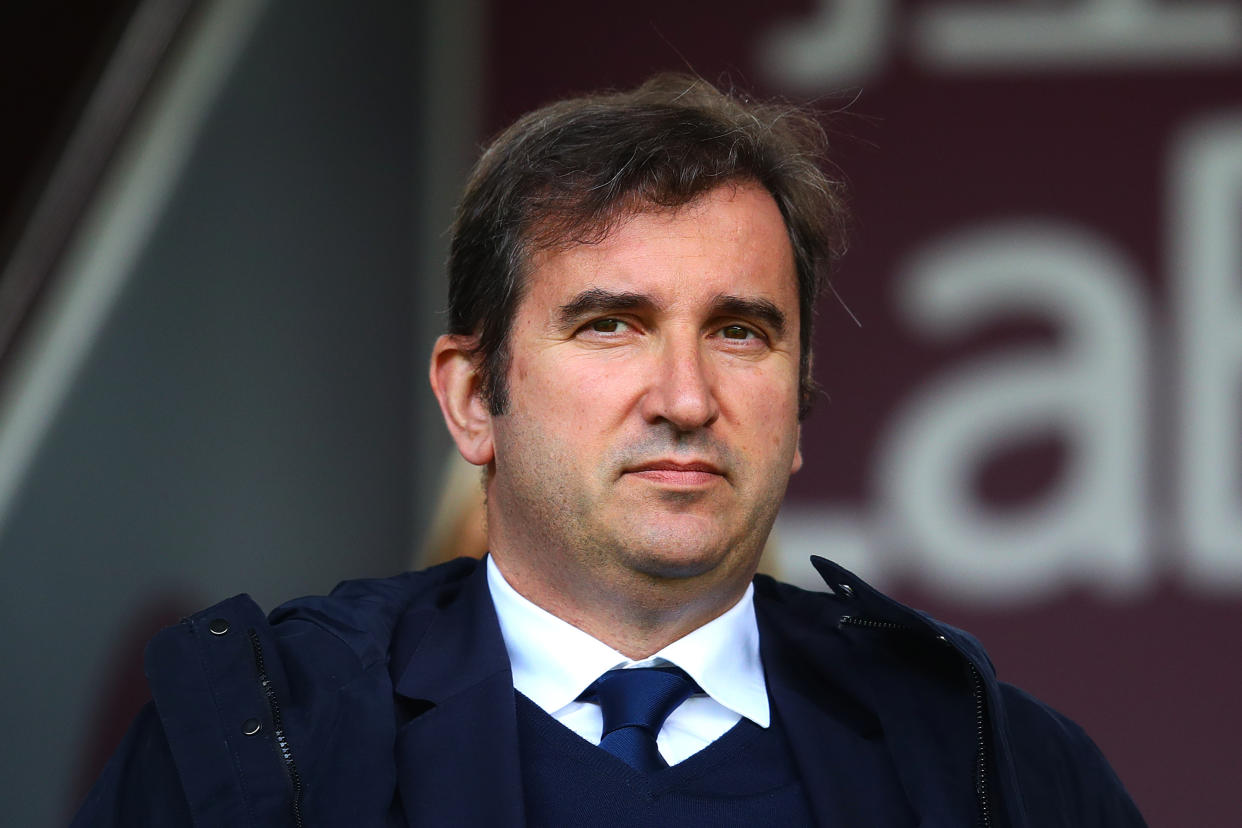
[2,1,1239,824]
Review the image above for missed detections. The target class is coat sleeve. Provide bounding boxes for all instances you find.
[69,701,193,827]
[998,683,1148,827]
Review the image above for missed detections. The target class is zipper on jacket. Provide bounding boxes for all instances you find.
[248,629,305,828]
[968,662,993,828]
[839,615,994,827]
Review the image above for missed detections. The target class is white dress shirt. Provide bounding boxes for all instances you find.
[486,555,770,766]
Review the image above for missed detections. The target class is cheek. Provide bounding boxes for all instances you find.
[502,359,620,469]
[730,370,801,454]
[526,351,645,414]
[731,361,800,413]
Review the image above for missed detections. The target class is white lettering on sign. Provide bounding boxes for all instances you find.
[758,0,1242,88]
[874,224,1150,604]
[755,0,892,90]
[916,0,1242,70]
[1173,113,1242,591]
[768,111,1242,602]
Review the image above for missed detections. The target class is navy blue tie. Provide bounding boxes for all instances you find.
[579,666,701,773]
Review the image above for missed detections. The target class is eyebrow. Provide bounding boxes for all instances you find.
[712,294,788,339]
[555,289,662,328]
[553,288,789,338]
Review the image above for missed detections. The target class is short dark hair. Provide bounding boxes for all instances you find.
[447,73,849,419]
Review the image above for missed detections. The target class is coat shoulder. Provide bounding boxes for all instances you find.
[121,558,481,828]
[265,556,479,673]
[755,563,1145,827]
[996,682,1147,826]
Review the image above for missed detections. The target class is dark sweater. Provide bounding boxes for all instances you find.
[515,691,815,826]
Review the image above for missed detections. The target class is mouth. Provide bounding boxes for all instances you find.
[624,459,725,488]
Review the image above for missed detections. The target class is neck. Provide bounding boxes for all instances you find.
[489,550,753,659]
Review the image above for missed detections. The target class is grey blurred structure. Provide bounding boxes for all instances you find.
[0,0,478,823]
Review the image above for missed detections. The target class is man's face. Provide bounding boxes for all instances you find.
[483,183,803,607]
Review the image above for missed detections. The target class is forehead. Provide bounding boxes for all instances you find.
[520,184,799,312]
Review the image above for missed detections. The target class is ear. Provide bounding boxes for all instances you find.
[792,345,809,475]
[790,423,803,475]
[429,335,495,466]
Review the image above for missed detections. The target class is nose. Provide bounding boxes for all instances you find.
[639,334,720,431]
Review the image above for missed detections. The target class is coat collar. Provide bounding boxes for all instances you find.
[808,555,994,670]
[756,588,914,826]
[384,555,1020,828]
[792,555,1025,827]
[391,559,526,827]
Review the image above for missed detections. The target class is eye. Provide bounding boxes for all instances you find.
[720,324,756,340]
[588,318,628,333]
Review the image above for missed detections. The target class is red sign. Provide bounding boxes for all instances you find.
[486,2,1242,823]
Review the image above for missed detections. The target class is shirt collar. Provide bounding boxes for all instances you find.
[486,555,770,727]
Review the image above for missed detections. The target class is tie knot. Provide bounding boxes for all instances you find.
[580,665,701,772]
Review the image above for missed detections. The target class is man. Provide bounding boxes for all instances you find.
[74,75,1145,826]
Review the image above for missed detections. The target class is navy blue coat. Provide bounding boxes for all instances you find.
[72,556,1146,826]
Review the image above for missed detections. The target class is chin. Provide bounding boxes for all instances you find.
[619,532,745,582]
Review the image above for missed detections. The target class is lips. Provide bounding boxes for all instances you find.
[625,459,725,486]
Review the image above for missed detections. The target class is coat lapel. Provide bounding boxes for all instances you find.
[758,594,920,827]
[756,563,987,828]
[391,561,525,827]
